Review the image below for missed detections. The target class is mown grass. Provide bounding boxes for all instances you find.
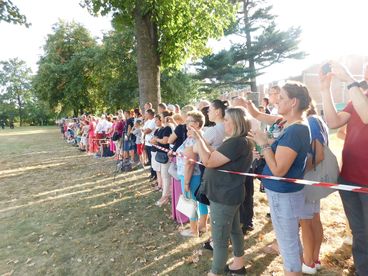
[0,127,355,275]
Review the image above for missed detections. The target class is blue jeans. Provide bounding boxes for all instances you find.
[266,189,304,272]
[179,175,208,220]
[339,176,368,276]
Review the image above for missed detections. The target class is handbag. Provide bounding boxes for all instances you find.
[303,118,339,202]
[176,194,197,218]
[112,132,121,141]
[168,160,179,180]
[155,151,169,164]
[194,180,210,205]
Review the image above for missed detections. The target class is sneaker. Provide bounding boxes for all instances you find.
[302,263,317,275]
[224,264,247,275]
[242,224,254,235]
[203,240,213,251]
[315,260,321,270]
[180,229,196,237]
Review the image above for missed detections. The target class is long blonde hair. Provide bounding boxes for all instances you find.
[225,107,251,138]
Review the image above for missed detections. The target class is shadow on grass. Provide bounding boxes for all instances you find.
[0,171,149,214]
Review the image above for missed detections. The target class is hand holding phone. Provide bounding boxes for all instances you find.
[322,63,331,75]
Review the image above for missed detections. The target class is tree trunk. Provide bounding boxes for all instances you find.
[17,94,23,126]
[243,0,257,95]
[134,1,161,110]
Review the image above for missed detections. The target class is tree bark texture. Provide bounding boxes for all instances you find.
[243,0,257,94]
[134,2,161,110]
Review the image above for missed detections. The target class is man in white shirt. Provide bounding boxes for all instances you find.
[142,109,156,180]
[95,114,110,134]
[95,114,109,148]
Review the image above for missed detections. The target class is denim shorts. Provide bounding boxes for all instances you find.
[266,189,305,272]
[123,140,135,151]
[300,199,320,219]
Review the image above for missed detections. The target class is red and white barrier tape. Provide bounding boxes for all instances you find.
[152,144,368,194]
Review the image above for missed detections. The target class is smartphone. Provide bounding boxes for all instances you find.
[322,63,331,75]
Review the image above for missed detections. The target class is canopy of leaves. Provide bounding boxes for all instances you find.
[0,0,30,27]
[195,0,307,91]
[84,0,236,70]
[94,28,139,112]
[0,58,32,125]
[161,70,202,106]
[33,20,98,116]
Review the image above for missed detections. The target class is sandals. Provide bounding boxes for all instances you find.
[262,241,280,255]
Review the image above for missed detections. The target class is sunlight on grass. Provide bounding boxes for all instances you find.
[158,259,185,275]
[0,126,355,275]
[0,129,53,137]
[0,162,66,179]
[90,196,133,209]
[126,241,204,276]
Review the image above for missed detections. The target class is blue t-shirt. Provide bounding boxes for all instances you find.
[262,123,311,193]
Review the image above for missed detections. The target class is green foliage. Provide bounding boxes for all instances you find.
[195,0,307,92]
[161,70,201,106]
[94,28,139,111]
[0,58,32,125]
[84,0,237,106]
[0,0,30,27]
[33,20,98,116]
[85,0,235,69]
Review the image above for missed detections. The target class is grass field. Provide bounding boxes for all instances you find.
[0,127,355,275]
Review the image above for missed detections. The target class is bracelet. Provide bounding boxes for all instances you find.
[260,144,271,153]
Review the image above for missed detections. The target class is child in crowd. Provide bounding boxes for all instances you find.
[132,119,144,168]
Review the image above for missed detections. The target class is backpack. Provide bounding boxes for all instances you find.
[303,117,339,202]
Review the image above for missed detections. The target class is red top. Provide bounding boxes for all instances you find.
[341,93,368,185]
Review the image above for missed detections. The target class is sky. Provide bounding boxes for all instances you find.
[1,0,367,84]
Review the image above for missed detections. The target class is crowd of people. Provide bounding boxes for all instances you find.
[59,61,368,276]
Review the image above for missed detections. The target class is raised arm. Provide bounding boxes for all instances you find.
[331,61,368,124]
[232,97,282,125]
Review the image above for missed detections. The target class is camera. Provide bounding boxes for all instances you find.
[322,63,331,75]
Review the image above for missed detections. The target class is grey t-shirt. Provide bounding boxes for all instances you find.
[203,123,225,149]
[202,136,253,205]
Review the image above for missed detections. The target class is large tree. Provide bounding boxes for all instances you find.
[83,0,235,108]
[94,28,139,111]
[0,0,30,26]
[33,21,98,116]
[196,0,306,93]
[0,58,32,126]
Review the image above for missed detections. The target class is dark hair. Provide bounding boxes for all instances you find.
[146,109,155,117]
[154,114,161,120]
[161,110,173,119]
[158,103,167,110]
[134,108,142,117]
[282,81,311,112]
[211,99,229,118]
[306,101,317,116]
[262,97,269,105]
[201,106,216,127]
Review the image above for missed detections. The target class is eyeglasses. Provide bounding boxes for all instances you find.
[186,119,196,123]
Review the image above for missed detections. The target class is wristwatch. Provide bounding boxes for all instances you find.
[347,81,360,90]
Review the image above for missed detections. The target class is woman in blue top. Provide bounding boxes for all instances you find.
[247,81,312,276]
